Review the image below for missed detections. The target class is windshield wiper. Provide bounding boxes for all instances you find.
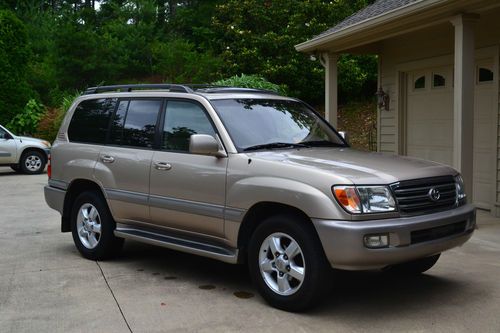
[299,140,345,147]
[243,142,310,152]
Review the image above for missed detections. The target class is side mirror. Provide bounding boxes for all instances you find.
[338,131,350,145]
[189,134,226,157]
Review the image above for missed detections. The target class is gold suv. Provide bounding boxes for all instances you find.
[44,84,475,311]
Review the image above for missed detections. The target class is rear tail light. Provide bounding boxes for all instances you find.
[47,154,51,179]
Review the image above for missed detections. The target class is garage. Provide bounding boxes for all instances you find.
[406,61,496,210]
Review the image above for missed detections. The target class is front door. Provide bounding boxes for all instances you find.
[149,99,227,237]
[0,127,16,164]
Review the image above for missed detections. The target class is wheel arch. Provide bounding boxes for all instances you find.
[237,201,315,262]
[19,147,48,163]
[61,178,107,233]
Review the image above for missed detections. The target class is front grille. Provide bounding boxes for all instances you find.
[390,176,457,215]
[411,221,467,244]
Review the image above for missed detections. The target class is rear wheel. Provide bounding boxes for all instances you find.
[20,150,46,174]
[390,254,441,275]
[248,214,332,312]
[71,191,124,260]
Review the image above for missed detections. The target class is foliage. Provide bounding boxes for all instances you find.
[37,91,80,142]
[337,101,377,151]
[214,74,287,95]
[151,39,223,83]
[211,0,375,105]
[0,10,33,124]
[0,0,378,133]
[7,99,45,135]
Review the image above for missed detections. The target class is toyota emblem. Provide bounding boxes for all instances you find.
[428,188,441,201]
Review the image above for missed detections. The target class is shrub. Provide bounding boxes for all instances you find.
[6,99,45,136]
[213,74,287,95]
[37,92,79,142]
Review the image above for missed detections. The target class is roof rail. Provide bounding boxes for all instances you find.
[196,87,280,95]
[84,84,193,95]
[83,84,280,96]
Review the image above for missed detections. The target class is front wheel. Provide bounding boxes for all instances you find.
[248,214,332,312]
[389,254,441,275]
[71,191,124,260]
[20,150,46,174]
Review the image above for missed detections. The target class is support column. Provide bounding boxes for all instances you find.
[451,14,477,198]
[321,53,339,127]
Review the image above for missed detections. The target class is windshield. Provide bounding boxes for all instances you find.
[211,99,346,151]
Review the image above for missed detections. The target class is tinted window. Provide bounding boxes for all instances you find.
[68,99,116,144]
[122,99,162,148]
[162,101,216,151]
[0,127,6,139]
[108,100,129,145]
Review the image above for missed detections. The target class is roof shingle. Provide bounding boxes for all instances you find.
[318,0,421,37]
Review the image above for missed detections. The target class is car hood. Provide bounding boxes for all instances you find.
[246,148,457,184]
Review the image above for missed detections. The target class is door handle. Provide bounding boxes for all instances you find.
[101,155,115,163]
[154,161,172,171]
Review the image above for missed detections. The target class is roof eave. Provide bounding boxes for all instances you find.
[295,0,447,53]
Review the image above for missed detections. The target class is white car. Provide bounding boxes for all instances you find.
[0,124,51,174]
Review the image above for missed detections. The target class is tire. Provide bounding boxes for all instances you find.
[71,191,124,260]
[20,150,46,174]
[248,214,332,312]
[390,254,441,275]
[10,165,21,173]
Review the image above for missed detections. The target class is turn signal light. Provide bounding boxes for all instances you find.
[333,186,361,213]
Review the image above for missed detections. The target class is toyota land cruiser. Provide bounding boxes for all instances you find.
[44,84,475,311]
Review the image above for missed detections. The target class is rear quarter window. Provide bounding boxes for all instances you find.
[68,98,116,144]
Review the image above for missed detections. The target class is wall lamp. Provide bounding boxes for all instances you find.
[375,87,390,111]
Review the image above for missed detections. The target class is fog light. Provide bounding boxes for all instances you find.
[364,234,389,248]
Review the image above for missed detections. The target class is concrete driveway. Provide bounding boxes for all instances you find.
[1,169,499,332]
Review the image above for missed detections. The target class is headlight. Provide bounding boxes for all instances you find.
[333,185,396,214]
[455,174,466,202]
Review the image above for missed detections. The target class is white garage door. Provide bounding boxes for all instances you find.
[406,63,496,209]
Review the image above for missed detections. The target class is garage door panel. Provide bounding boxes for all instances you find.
[406,64,495,209]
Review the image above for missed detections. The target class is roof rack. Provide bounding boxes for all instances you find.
[83,84,280,96]
[84,84,194,95]
[196,87,280,95]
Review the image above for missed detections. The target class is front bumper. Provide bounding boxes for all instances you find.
[313,204,476,270]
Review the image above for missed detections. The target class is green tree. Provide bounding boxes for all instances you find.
[211,0,375,105]
[0,10,33,124]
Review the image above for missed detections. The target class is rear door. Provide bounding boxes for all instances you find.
[149,99,228,237]
[94,98,163,225]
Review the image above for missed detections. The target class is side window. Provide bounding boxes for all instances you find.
[0,128,6,139]
[108,100,129,146]
[68,98,116,144]
[163,100,216,152]
[121,99,162,148]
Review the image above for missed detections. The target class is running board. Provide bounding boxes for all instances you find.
[114,227,239,264]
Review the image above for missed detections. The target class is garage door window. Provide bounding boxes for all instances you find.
[414,76,426,90]
[432,74,446,88]
[478,67,494,83]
